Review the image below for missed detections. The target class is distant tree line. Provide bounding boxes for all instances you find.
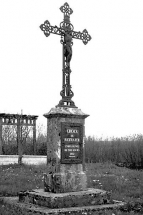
[84,135,143,169]
[1,124,143,169]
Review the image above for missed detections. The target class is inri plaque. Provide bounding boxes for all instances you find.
[61,122,83,164]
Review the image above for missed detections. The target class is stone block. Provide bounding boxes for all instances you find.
[0,196,125,215]
[19,188,114,209]
[44,165,87,193]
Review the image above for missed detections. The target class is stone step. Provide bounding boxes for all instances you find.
[19,188,113,209]
[0,196,125,215]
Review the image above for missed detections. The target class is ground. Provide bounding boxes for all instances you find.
[0,162,143,214]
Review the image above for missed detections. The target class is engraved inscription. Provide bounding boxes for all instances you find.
[61,122,83,164]
[64,138,80,142]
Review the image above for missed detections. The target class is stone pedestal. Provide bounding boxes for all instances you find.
[14,106,125,214]
[43,106,89,193]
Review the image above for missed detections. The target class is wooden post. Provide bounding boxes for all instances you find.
[33,119,36,155]
[83,126,86,171]
[0,118,3,155]
[17,117,22,164]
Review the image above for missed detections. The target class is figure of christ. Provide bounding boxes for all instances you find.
[55,26,72,68]
[63,30,72,68]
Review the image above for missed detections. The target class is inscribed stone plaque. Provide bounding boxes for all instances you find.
[61,122,83,164]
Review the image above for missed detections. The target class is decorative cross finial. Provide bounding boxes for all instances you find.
[40,3,91,108]
[60,2,73,17]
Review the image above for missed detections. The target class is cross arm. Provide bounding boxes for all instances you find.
[40,20,63,37]
[72,29,91,45]
[40,20,92,45]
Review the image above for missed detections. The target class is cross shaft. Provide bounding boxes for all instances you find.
[40,2,91,108]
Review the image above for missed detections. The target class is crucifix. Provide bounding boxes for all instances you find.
[40,2,91,108]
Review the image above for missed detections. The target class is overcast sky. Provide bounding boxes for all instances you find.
[0,0,143,138]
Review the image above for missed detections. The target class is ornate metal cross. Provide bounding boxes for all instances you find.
[40,2,91,108]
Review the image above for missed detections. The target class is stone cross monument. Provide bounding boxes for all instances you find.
[40,2,91,193]
[17,3,124,213]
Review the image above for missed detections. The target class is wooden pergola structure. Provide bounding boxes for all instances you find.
[0,113,38,162]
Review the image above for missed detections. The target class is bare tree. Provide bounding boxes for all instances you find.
[2,125,17,145]
[2,125,17,154]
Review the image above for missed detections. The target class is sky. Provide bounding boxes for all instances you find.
[0,0,143,138]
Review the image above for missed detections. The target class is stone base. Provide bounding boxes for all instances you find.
[19,188,113,209]
[44,167,87,193]
[0,196,125,215]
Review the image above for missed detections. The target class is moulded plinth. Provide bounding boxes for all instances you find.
[19,188,113,209]
[0,196,125,215]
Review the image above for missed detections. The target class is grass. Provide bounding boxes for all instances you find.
[0,162,143,214]
[86,163,143,201]
[86,163,143,214]
[0,163,49,197]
